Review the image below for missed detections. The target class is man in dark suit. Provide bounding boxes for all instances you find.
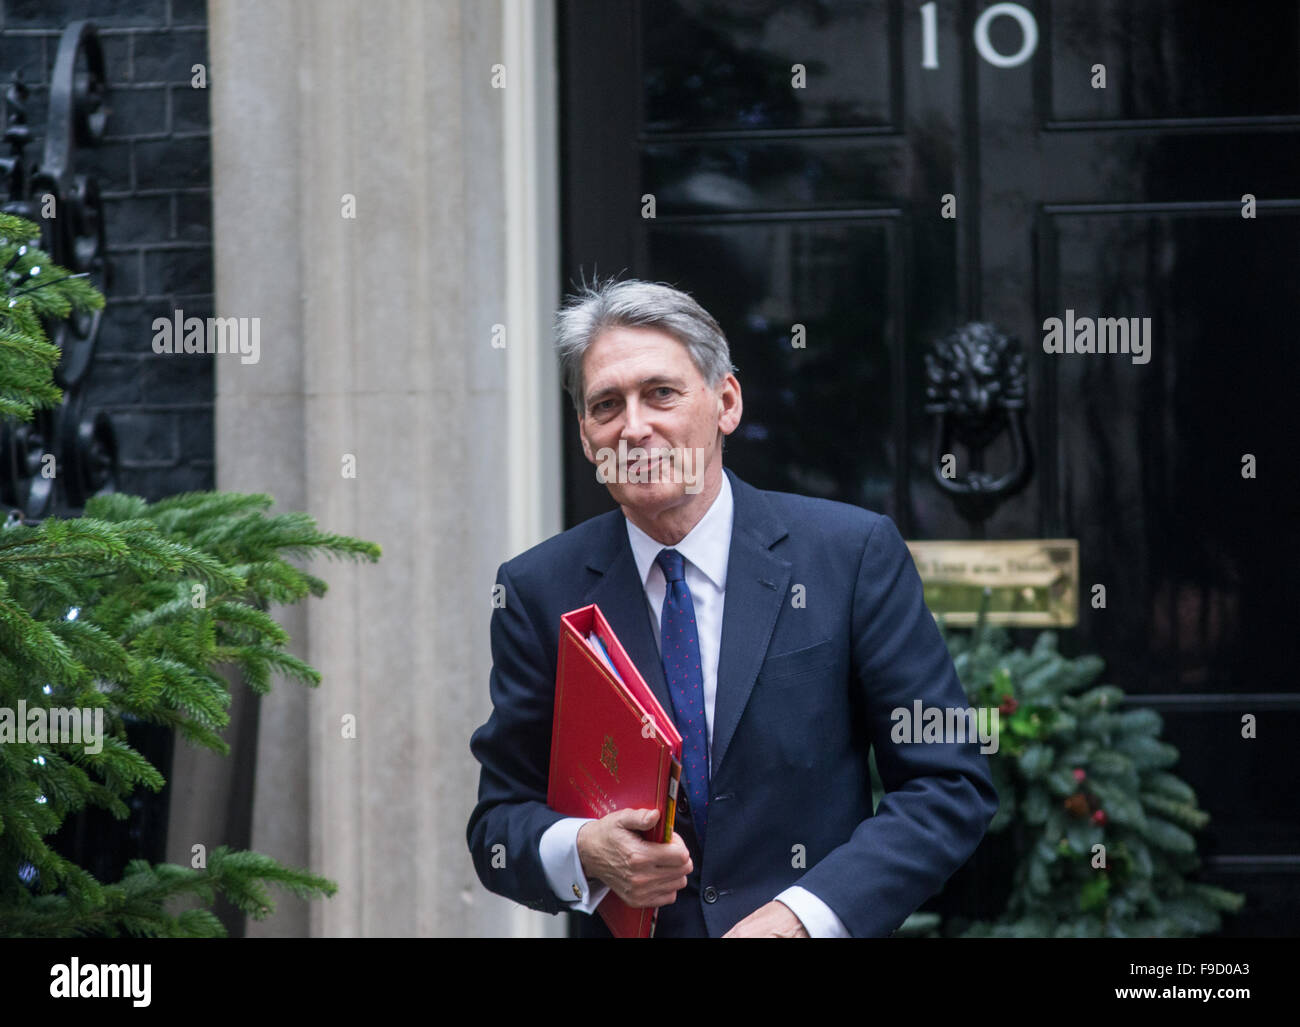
[467,279,998,937]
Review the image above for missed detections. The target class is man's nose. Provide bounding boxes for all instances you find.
[620,397,651,441]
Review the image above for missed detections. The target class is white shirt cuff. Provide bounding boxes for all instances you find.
[775,886,850,938]
[539,817,611,913]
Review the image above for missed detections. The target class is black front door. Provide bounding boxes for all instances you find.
[558,0,1300,934]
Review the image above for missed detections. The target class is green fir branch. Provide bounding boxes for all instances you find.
[0,213,375,938]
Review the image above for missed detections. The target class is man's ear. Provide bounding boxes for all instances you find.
[717,373,743,436]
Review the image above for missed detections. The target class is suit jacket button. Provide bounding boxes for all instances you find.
[679,793,690,814]
[703,886,718,904]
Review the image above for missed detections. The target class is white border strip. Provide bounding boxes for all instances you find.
[504,0,562,560]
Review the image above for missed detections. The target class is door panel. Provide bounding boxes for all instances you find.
[1042,210,1300,696]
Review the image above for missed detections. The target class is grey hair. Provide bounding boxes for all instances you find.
[554,277,736,416]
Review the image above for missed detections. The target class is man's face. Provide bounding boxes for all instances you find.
[578,325,741,519]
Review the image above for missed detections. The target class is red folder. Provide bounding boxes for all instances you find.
[547,604,683,938]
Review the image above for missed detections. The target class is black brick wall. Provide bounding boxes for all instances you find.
[1,0,214,500]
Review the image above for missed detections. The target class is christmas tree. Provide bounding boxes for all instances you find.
[0,212,381,936]
[947,612,1245,937]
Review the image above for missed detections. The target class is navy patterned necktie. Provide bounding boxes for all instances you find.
[655,548,709,846]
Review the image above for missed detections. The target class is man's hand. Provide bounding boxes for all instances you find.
[576,808,692,909]
[723,900,810,938]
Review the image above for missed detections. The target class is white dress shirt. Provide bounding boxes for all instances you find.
[538,472,850,937]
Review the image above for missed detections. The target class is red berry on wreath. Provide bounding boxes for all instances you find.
[1092,809,1107,825]
[1073,768,1086,782]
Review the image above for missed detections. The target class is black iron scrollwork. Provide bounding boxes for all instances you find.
[0,20,117,519]
[924,321,1032,524]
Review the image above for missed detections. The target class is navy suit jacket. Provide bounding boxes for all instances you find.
[467,467,998,937]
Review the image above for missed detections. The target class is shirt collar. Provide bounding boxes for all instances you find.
[625,470,733,591]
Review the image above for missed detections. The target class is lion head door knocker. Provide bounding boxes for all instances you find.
[923,322,1032,524]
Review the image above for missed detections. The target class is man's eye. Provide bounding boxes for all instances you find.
[592,399,614,413]
[653,387,674,399]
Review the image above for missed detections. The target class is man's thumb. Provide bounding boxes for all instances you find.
[620,807,659,828]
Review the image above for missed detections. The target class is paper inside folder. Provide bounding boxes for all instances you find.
[586,631,625,684]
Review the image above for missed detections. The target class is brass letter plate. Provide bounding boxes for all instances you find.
[904,539,1079,627]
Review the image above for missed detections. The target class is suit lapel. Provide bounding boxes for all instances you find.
[583,518,675,719]
[710,468,790,778]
